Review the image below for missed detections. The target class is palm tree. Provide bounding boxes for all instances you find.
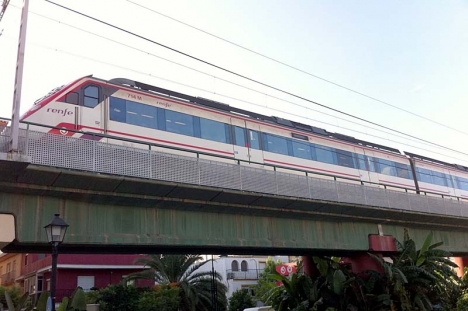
[126,254,227,311]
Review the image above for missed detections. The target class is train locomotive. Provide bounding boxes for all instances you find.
[19,75,468,199]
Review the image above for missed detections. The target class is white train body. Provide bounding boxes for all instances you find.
[19,75,468,199]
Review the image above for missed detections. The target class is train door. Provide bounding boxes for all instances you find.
[77,85,104,136]
[244,121,264,164]
[362,150,381,185]
[231,120,264,164]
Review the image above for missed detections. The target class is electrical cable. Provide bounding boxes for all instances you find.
[127,0,468,138]
[3,33,468,165]
[43,0,468,158]
[18,5,448,153]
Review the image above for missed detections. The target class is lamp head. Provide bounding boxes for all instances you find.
[44,214,69,244]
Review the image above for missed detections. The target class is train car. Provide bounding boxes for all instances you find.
[20,75,417,191]
[404,152,468,198]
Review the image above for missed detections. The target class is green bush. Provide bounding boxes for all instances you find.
[228,289,256,311]
[84,289,100,304]
[458,293,468,311]
[0,286,23,308]
[97,284,150,311]
[138,286,180,311]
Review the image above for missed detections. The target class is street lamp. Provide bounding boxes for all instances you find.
[44,214,68,311]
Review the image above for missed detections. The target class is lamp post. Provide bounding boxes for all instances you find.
[44,214,69,311]
[211,255,218,311]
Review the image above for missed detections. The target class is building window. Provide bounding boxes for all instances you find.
[24,255,28,266]
[231,260,239,271]
[83,85,100,108]
[77,276,95,292]
[241,260,248,271]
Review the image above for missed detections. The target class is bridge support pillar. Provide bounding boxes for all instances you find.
[302,255,318,276]
[454,257,468,277]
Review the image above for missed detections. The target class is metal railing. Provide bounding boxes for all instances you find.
[226,269,263,280]
[1,120,468,219]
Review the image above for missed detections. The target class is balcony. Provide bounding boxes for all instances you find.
[226,269,264,280]
[0,270,17,286]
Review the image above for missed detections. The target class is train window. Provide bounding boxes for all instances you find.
[126,101,157,129]
[109,97,126,122]
[432,171,448,187]
[457,177,468,191]
[416,168,432,184]
[292,140,312,160]
[165,110,194,137]
[65,92,79,105]
[235,127,246,147]
[83,85,100,108]
[315,145,336,165]
[200,118,227,143]
[248,130,260,150]
[376,159,396,176]
[356,154,367,170]
[263,133,288,155]
[336,150,354,168]
[396,163,411,179]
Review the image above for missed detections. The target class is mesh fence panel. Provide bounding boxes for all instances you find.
[5,128,468,219]
[95,142,151,178]
[199,159,241,190]
[152,152,200,184]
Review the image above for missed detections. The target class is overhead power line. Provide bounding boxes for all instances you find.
[2,30,467,164]
[42,0,468,158]
[18,6,435,150]
[127,0,468,138]
[2,32,467,164]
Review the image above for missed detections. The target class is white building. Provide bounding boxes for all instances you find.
[199,255,289,300]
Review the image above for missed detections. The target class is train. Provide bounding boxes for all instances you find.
[18,75,468,199]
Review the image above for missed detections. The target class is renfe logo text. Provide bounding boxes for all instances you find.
[47,108,73,116]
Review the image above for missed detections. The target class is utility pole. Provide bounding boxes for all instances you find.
[9,0,29,153]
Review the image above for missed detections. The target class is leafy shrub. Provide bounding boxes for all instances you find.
[138,286,180,311]
[229,289,256,311]
[0,286,23,307]
[97,284,150,311]
[458,293,468,311]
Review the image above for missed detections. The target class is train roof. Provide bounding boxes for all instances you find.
[404,151,468,172]
[108,77,402,155]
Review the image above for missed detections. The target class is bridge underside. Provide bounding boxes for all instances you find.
[1,161,468,255]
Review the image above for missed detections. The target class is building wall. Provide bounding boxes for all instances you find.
[0,253,22,288]
[198,255,289,299]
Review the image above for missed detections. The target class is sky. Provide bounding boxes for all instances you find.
[0,0,467,165]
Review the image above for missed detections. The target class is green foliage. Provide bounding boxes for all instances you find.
[96,284,149,311]
[4,290,31,311]
[69,287,87,311]
[126,254,228,311]
[35,291,50,311]
[138,286,180,311]
[84,289,100,304]
[228,289,255,311]
[457,293,468,311]
[58,297,69,311]
[253,256,282,303]
[0,287,23,309]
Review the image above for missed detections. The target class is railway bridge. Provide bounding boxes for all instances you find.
[1,125,468,260]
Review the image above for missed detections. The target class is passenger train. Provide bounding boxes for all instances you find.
[18,75,468,199]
